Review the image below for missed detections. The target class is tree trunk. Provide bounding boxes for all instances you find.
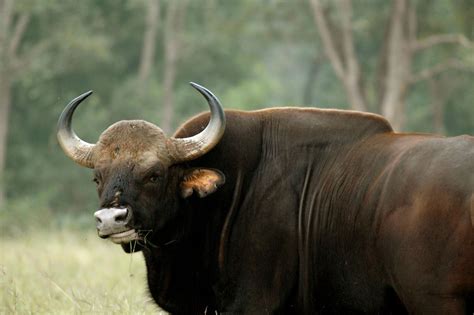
[138,0,160,85]
[161,0,187,133]
[0,0,12,208]
[337,0,367,112]
[0,0,36,208]
[0,74,11,208]
[309,0,368,112]
[379,0,412,131]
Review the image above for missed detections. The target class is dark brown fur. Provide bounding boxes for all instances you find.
[94,108,473,313]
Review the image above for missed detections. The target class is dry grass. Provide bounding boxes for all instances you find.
[0,229,165,314]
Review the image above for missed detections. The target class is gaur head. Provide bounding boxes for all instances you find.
[57,83,226,252]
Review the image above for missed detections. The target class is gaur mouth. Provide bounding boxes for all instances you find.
[107,229,141,244]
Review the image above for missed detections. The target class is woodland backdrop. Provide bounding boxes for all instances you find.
[0,0,473,229]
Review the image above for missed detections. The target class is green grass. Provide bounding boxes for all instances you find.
[0,229,165,314]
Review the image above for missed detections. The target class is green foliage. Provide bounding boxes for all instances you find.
[3,0,473,221]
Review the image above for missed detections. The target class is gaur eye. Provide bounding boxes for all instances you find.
[93,177,100,185]
[148,174,160,183]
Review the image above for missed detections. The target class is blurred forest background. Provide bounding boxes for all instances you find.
[0,0,473,313]
[0,0,473,232]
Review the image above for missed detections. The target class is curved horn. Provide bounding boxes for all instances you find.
[57,91,95,168]
[171,83,226,162]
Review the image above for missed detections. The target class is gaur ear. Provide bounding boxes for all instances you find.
[180,168,225,199]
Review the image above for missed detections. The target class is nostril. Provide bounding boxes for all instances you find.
[96,217,102,224]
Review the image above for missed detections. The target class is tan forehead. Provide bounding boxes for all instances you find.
[137,151,162,169]
[93,120,172,167]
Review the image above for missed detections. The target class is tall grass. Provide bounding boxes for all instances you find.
[0,228,164,314]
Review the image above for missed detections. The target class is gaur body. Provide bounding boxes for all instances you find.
[58,84,473,314]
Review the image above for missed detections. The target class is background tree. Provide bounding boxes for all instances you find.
[309,0,473,130]
[161,0,188,133]
[0,0,51,208]
[138,0,160,88]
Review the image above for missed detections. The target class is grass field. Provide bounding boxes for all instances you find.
[0,228,165,314]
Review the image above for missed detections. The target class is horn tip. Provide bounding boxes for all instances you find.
[75,90,93,102]
[189,82,200,89]
[189,82,213,98]
[190,82,208,91]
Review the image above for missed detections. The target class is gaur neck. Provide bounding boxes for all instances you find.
[141,206,218,313]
